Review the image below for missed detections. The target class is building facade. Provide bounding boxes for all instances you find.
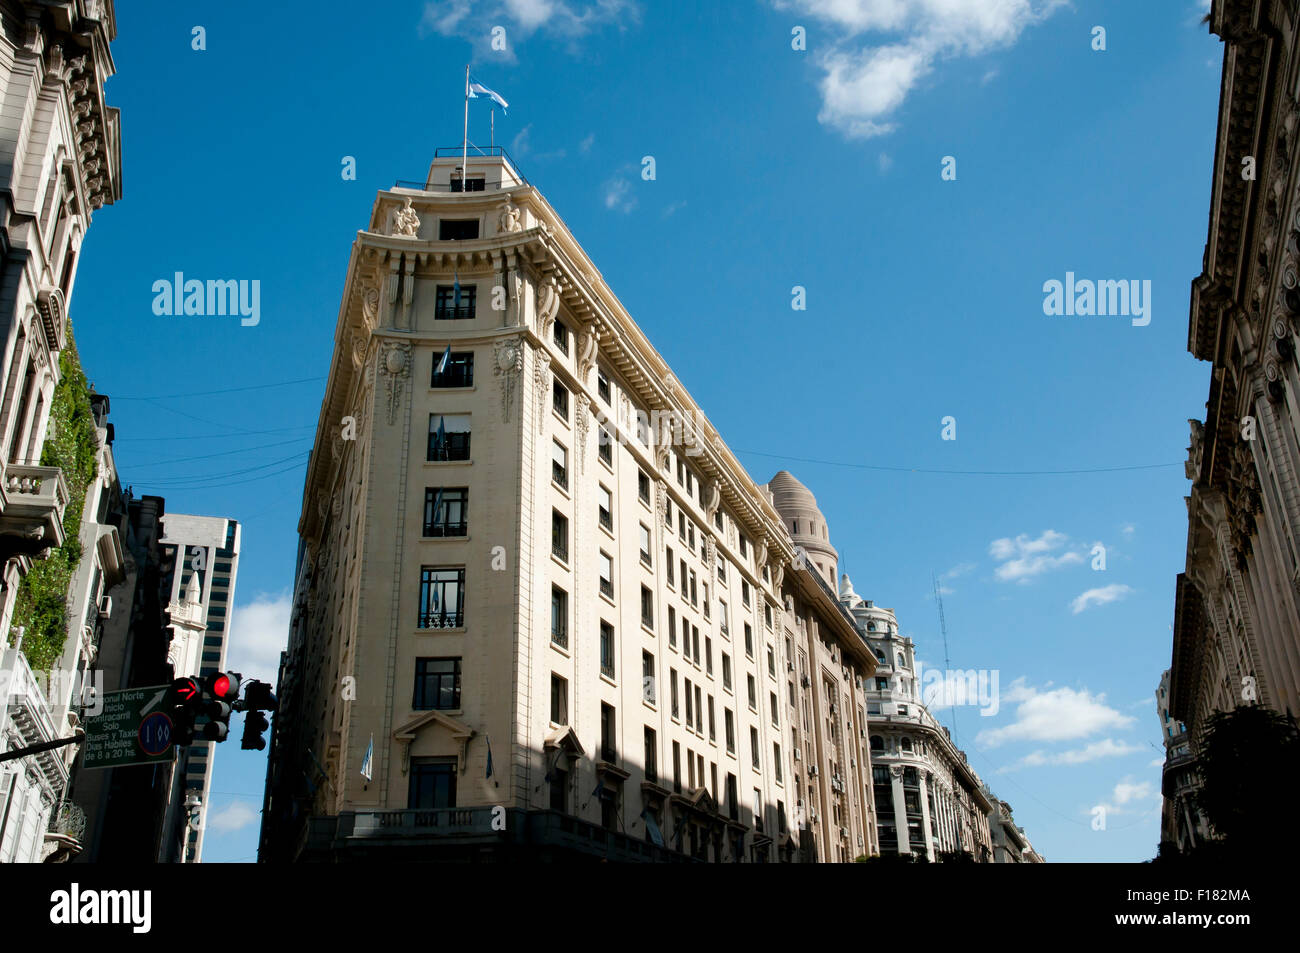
[0,0,119,640]
[262,147,872,862]
[840,577,995,862]
[766,470,878,862]
[1171,0,1300,791]
[1156,668,1209,853]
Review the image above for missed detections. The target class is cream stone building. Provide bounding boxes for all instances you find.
[839,579,995,861]
[1171,0,1300,791]
[262,147,877,862]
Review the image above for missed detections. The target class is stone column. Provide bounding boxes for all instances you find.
[919,772,935,860]
[890,766,909,855]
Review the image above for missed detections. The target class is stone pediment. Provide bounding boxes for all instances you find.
[543,725,585,758]
[394,710,475,774]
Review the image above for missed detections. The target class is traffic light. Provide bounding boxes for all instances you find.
[241,710,269,750]
[240,680,277,751]
[201,671,240,742]
[167,676,203,747]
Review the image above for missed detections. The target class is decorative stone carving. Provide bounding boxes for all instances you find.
[331,495,343,519]
[705,480,721,517]
[655,481,668,528]
[379,340,412,425]
[351,333,368,369]
[392,198,420,238]
[494,338,524,422]
[577,325,601,385]
[537,274,560,337]
[499,201,522,233]
[756,538,769,573]
[535,351,552,435]
[360,283,380,329]
[1186,419,1204,482]
[576,393,590,472]
[771,561,784,591]
[705,535,717,573]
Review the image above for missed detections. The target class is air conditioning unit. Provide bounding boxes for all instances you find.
[809,765,818,777]
[98,596,112,619]
[840,827,849,838]
[787,661,794,672]
[811,810,818,823]
[793,748,801,761]
[859,728,866,738]
[801,675,810,688]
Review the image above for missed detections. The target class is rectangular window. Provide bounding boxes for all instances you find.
[553,379,569,420]
[744,624,753,657]
[748,676,757,710]
[739,535,748,559]
[552,440,568,489]
[668,606,677,649]
[599,551,613,598]
[601,703,617,762]
[767,646,776,678]
[435,284,476,320]
[718,560,726,584]
[770,692,779,726]
[638,469,651,504]
[708,696,716,741]
[413,658,461,710]
[418,566,464,628]
[722,654,732,690]
[640,585,654,628]
[598,485,613,530]
[685,677,694,726]
[725,709,735,753]
[438,218,479,240]
[643,651,656,704]
[423,487,467,537]
[598,427,612,465]
[694,685,703,733]
[671,668,680,719]
[600,621,616,678]
[765,603,773,629]
[751,728,760,769]
[430,351,474,387]
[551,674,568,725]
[742,580,751,607]
[597,368,611,403]
[705,637,713,675]
[666,548,675,586]
[673,741,682,793]
[554,320,569,355]
[639,524,652,566]
[450,175,485,192]
[552,510,569,562]
[774,744,783,783]
[690,571,697,607]
[644,727,657,783]
[692,626,701,665]
[551,587,568,648]
[408,758,457,808]
[427,414,471,461]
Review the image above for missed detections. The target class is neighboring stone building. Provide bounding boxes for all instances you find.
[261,147,835,862]
[765,471,878,862]
[840,578,995,862]
[1171,0,1300,776]
[985,793,1029,864]
[1156,668,1209,853]
[0,0,120,640]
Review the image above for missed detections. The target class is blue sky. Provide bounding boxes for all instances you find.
[71,0,1221,862]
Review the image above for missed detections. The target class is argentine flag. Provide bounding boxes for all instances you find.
[468,80,509,114]
[360,734,373,782]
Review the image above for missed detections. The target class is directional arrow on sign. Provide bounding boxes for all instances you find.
[140,689,167,716]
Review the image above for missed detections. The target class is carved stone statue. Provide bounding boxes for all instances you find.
[393,198,420,238]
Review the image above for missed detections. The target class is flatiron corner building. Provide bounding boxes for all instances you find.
[260,148,882,862]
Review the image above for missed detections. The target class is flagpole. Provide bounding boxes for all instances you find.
[462,64,470,191]
[491,107,495,148]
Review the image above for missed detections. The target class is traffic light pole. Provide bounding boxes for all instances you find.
[0,731,86,764]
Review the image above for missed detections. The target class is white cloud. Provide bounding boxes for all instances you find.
[661,199,687,218]
[206,800,258,833]
[988,529,1083,582]
[776,0,1065,139]
[1121,523,1135,537]
[1070,583,1134,614]
[1015,738,1143,767]
[580,132,595,153]
[226,591,291,684]
[977,678,1136,747]
[878,152,893,172]
[422,0,639,55]
[1112,779,1154,805]
[1149,757,1165,768]
[603,177,636,213]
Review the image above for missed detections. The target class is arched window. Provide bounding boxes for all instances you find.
[867,621,876,632]
[901,738,913,752]
[870,735,884,752]
[874,650,886,664]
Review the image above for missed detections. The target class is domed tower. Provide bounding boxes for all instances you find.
[764,470,839,588]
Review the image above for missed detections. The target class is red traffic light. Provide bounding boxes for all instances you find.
[213,674,231,698]
[204,671,241,700]
[169,677,202,710]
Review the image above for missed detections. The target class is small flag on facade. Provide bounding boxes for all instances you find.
[453,271,461,308]
[641,808,664,847]
[468,79,509,114]
[435,344,451,376]
[361,734,373,782]
[486,735,494,779]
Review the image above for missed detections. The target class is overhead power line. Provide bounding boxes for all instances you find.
[736,448,1182,476]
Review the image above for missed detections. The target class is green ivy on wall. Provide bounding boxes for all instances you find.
[9,325,99,673]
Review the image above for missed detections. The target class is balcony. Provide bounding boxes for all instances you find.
[423,521,467,539]
[0,642,68,786]
[418,608,464,629]
[0,462,70,560]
